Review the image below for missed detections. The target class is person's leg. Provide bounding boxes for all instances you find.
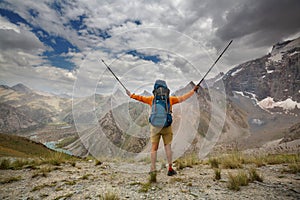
[161,126,176,175]
[150,142,159,171]
[164,143,172,169]
[150,125,161,172]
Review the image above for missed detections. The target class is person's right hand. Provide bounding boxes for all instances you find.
[126,89,131,97]
[193,85,200,92]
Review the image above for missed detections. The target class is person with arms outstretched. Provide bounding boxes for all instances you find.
[126,80,199,180]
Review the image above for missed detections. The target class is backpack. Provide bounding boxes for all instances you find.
[149,80,172,127]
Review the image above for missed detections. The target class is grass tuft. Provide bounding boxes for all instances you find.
[283,162,300,174]
[227,170,249,191]
[0,176,22,184]
[248,168,263,182]
[214,168,221,180]
[139,182,151,193]
[209,157,220,168]
[175,153,200,170]
[221,152,244,169]
[149,171,157,183]
[99,190,120,200]
[0,159,11,170]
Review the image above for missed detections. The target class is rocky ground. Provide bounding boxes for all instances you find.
[1,159,299,200]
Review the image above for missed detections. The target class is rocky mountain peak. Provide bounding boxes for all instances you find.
[11,83,33,94]
[140,90,152,96]
[270,37,300,55]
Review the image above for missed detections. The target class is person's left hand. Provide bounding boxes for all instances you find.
[193,85,200,91]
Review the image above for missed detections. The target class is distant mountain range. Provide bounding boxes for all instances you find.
[0,36,299,157]
[0,84,72,133]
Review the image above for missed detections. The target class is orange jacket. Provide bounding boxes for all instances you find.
[130,89,195,111]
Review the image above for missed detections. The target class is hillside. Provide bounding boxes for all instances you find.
[0,133,54,158]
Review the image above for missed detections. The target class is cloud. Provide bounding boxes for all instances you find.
[0,17,45,52]
[0,0,299,95]
[216,0,300,47]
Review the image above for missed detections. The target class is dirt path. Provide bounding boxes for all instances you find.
[1,160,299,200]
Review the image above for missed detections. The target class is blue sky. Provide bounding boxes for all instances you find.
[0,0,299,95]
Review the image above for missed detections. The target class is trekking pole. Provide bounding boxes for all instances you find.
[197,40,233,86]
[100,59,129,92]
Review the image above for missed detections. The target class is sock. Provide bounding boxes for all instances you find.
[168,164,173,171]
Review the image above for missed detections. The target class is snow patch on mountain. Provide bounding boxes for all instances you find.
[268,52,282,63]
[258,97,300,111]
[250,118,265,126]
[231,68,243,76]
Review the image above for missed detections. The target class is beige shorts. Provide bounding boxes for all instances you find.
[150,125,173,145]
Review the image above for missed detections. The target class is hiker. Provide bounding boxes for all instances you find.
[126,80,199,177]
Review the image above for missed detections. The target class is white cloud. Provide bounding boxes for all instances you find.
[0,16,20,33]
[1,0,299,95]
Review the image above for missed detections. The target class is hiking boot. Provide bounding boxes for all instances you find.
[167,169,177,176]
[149,170,157,183]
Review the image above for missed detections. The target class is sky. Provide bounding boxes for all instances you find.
[0,0,300,96]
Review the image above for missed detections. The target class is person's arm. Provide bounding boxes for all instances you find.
[170,85,199,105]
[126,90,153,105]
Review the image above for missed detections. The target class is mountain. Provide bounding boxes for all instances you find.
[215,37,300,110]
[11,83,33,94]
[0,84,72,133]
[211,36,300,151]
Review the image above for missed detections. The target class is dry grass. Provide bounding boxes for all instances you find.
[138,182,152,193]
[209,157,220,168]
[248,167,263,182]
[214,168,221,180]
[175,153,200,170]
[227,168,263,191]
[149,171,157,183]
[99,191,120,200]
[227,170,249,191]
[209,152,299,170]
[221,152,244,169]
[283,162,300,174]
[0,158,11,169]
[0,176,22,184]
[0,158,39,170]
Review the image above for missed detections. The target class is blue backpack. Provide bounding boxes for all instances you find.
[149,80,172,127]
